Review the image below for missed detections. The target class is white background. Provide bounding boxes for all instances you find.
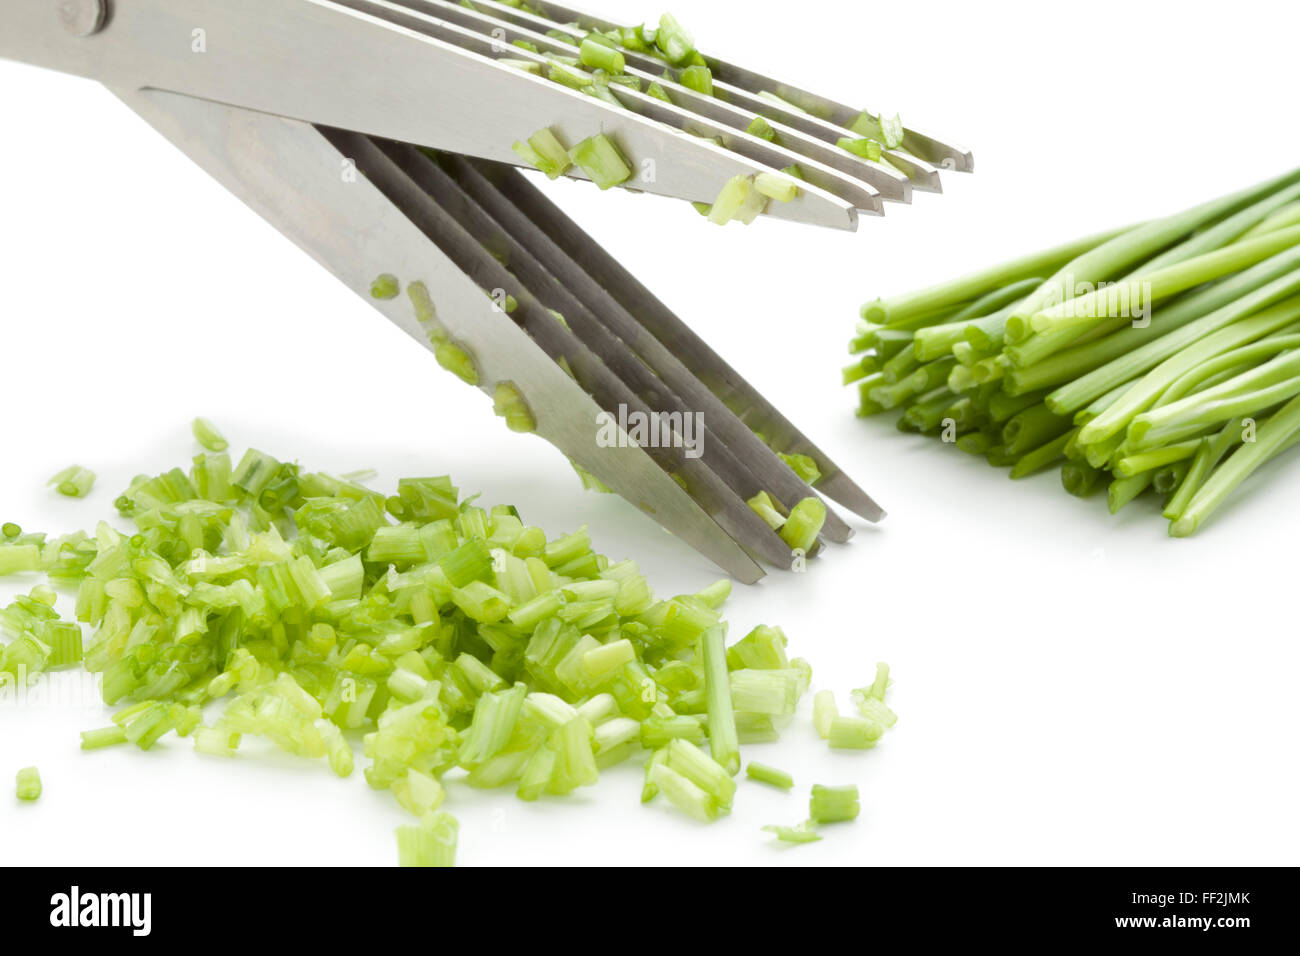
[2,0,1298,866]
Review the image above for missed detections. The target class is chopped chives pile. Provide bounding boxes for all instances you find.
[848,168,1300,535]
[0,427,884,865]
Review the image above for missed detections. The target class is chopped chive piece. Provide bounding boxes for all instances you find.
[191,417,229,452]
[867,662,891,701]
[666,738,735,810]
[679,64,713,96]
[837,137,882,161]
[655,13,696,66]
[492,383,537,433]
[730,668,801,715]
[726,624,789,671]
[0,544,41,576]
[763,821,822,844]
[15,766,41,801]
[879,113,905,149]
[512,139,546,171]
[500,58,542,75]
[746,761,794,789]
[809,784,860,823]
[49,465,96,498]
[231,448,281,497]
[813,689,837,739]
[746,116,777,142]
[827,714,882,749]
[649,762,718,821]
[708,175,751,225]
[640,715,706,748]
[80,725,129,750]
[567,134,633,190]
[779,497,826,552]
[370,274,401,300]
[701,625,739,775]
[778,452,821,484]
[527,127,572,179]
[514,127,573,180]
[433,340,479,385]
[547,60,593,89]
[396,810,459,867]
[579,36,625,74]
[754,172,799,204]
[746,490,786,531]
[707,175,770,226]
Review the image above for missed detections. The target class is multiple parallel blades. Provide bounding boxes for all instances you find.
[113,85,882,582]
[344,0,972,222]
[0,0,969,228]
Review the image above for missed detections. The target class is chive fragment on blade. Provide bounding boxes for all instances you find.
[837,137,882,161]
[370,273,400,300]
[746,116,776,141]
[779,497,826,552]
[679,64,713,96]
[567,134,633,190]
[493,382,537,433]
[514,127,572,180]
[753,172,799,204]
[746,491,786,531]
[579,35,626,74]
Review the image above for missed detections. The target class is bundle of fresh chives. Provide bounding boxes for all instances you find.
[847,168,1300,535]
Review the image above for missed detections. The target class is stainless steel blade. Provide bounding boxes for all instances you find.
[111,83,767,581]
[435,151,855,544]
[350,136,802,568]
[466,159,886,524]
[480,0,974,172]
[405,0,902,205]
[0,0,852,226]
